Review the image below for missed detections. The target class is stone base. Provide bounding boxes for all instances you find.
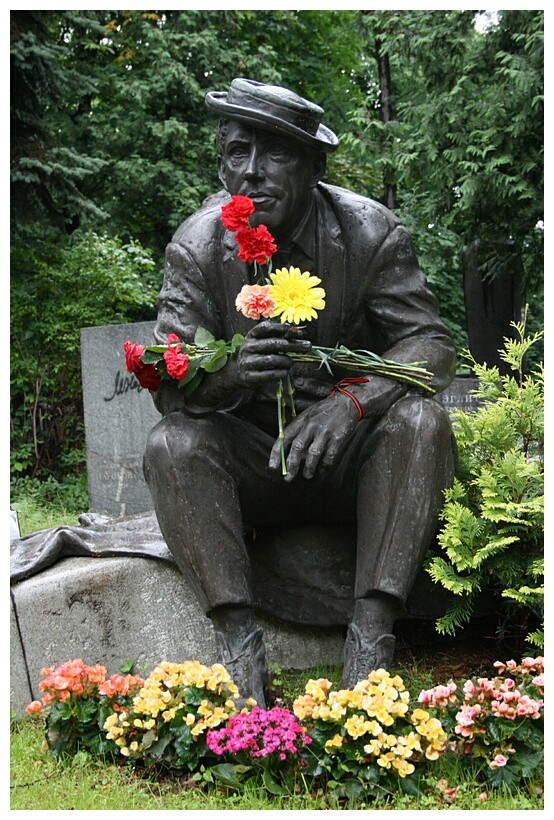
[10,526,495,716]
[10,555,346,715]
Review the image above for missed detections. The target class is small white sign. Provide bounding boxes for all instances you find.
[10,510,20,541]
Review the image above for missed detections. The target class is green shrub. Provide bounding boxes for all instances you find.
[11,228,159,483]
[427,316,544,648]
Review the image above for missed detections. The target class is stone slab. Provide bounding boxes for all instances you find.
[435,376,482,412]
[80,321,159,517]
[10,594,33,715]
[11,555,344,712]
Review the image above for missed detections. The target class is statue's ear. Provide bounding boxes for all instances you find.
[217,156,228,191]
[310,152,327,188]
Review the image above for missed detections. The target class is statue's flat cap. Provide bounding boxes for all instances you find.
[205,78,339,153]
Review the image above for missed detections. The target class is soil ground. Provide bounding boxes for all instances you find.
[393,616,532,683]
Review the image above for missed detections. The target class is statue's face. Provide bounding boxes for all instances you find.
[218,121,322,243]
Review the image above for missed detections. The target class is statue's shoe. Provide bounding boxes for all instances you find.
[340,624,396,689]
[214,626,268,708]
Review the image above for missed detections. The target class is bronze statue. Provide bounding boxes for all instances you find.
[143,78,457,705]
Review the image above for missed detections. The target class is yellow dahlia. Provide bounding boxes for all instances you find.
[269,266,326,324]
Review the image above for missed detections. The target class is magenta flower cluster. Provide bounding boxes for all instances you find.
[206,705,311,762]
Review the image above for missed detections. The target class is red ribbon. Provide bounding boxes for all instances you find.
[327,377,369,420]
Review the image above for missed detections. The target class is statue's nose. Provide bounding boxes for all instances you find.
[244,148,265,181]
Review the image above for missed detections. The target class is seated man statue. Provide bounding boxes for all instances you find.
[143,78,457,706]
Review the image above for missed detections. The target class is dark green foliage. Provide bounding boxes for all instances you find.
[10,10,109,230]
[10,229,158,483]
[343,10,544,361]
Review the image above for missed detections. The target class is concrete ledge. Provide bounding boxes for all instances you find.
[11,555,345,714]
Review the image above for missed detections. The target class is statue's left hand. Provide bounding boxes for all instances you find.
[268,392,360,481]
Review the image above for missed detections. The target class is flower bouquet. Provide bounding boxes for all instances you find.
[125,195,435,473]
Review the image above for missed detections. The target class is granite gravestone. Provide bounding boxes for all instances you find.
[80,321,159,517]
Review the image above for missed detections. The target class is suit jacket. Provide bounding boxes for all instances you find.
[153,183,457,427]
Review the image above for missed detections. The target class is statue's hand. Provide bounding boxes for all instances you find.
[269,392,360,481]
[235,320,311,387]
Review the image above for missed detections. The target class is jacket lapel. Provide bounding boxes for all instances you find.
[314,190,347,346]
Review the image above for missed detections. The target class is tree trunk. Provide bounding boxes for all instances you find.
[375,38,396,210]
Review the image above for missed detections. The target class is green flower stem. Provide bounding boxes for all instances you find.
[286,352,435,393]
[286,375,296,417]
[276,379,287,476]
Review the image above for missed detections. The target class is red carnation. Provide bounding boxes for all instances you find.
[235,225,277,265]
[163,344,189,381]
[134,364,161,391]
[124,339,144,373]
[124,339,162,391]
[221,195,255,232]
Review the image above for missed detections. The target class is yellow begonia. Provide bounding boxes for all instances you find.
[305,679,332,702]
[345,714,369,738]
[325,733,345,752]
[393,759,415,777]
[364,738,383,756]
[312,704,331,720]
[191,721,206,738]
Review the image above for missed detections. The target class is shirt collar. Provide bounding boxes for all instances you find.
[280,194,316,261]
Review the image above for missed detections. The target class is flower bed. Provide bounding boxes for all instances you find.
[25,655,544,800]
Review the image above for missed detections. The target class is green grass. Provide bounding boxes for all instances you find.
[12,497,82,538]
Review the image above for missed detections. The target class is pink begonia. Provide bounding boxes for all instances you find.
[454,704,482,737]
[490,754,508,769]
[479,792,488,802]
[532,675,544,693]
[418,681,457,707]
[463,680,475,699]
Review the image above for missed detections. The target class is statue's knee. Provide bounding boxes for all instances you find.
[392,395,452,444]
[144,413,217,472]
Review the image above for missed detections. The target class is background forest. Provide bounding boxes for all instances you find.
[10,9,544,508]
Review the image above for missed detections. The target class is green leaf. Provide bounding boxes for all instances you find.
[210,762,252,787]
[262,767,288,795]
[486,761,521,790]
[230,333,245,352]
[141,349,164,365]
[203,348,229,373]
[183,369,205,395]
[194,327,216,347]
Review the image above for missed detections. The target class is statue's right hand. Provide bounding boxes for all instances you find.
[235,320,311,386]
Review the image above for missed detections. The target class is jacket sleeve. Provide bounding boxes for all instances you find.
[364,224,457,394]
[151,241,246,416]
